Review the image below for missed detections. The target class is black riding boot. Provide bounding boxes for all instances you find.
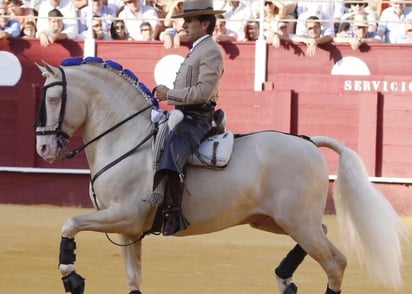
[162,172,190,236]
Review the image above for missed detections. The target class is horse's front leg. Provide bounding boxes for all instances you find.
[119,235,143,294]
[58,207,142,294]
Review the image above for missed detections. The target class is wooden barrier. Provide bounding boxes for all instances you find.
[0,39,411,213]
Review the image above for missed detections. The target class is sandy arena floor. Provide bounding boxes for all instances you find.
[0,204,411,294]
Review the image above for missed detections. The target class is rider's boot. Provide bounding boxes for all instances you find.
[162,172,190,236]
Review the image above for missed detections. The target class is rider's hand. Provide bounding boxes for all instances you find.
[154,85,169,101]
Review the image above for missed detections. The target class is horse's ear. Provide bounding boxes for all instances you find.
[35,61,59,78]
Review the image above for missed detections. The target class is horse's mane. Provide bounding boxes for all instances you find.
[61,56,160,112]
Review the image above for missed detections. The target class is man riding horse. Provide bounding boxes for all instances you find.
[153,0,225,236]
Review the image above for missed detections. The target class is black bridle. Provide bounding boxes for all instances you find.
[35,67,70,150]
[34,65,160,244]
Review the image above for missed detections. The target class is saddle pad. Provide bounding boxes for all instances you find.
[188,131,234,168]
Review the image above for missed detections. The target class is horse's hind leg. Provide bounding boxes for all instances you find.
[274,224,328,294]
[291,225,346,293]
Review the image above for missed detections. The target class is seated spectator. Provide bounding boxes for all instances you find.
[160,0,188,48]
[272,20,294,47]
[6,0,36,25]
[0,2,21,39]
[223,0,252,41]
[107,0,124,15]
[20,19,36,37]
[291,15,332,56]
[139,21,153,41]
[78,15,111,39]
[242,20,259,41]
[146,0,168,39]
[78,0,115,35]
[334,14,382,49]
[296,9,335,38]
[36,0,78,40]
[296,0,344,36]
[405,19,412,43]
[255,0,286,43]
[37,8,69,46]
[377,0,412,43]
[339,0,378,36]
[118,0,160,41]
[213,14,237,42]
[110,18,132,40]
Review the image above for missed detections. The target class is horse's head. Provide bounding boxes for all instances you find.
[34,57,160,164]
[35,61,86,163]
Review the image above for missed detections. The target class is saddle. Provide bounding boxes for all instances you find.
[153,109,234,170]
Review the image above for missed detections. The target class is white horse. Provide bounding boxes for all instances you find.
[35,57,408,294]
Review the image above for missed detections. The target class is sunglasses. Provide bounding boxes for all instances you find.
[350,3,366,6]
[141,28,151,32]
[115,25,125,29]
[279,25,287,30]
[407,29,412,32]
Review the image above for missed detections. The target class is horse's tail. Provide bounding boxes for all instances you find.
[310,136,410,290]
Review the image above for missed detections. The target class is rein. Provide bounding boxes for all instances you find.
[36,63,160,245]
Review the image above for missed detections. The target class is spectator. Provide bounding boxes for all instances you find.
[260,0,286,44]
[213,14,237,42]
[339,0,378,36]
[272,20,294,47]
[118,0,160,41]
[334,13,382,49]
[0,2,21,39]
[110,18,132,40]
[404,19,412,43]
[36,0,78,40]
[107,0,124,15]
[242,19,259,41]
[223,0,252,41]
[78,0,115,35]
[160,0,188,48]
[139,21,153,41]
[291,15,332,56]
[296,0,343,36]
[78,14,111,39]
[6,0,36,25]
[377,0,412,43]
[37,8,70,46]
[146,0,168,38]
[20,19,36,37]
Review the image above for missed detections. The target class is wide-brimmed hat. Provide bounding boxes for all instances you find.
[171,0,225,19]
[353,14,369,27]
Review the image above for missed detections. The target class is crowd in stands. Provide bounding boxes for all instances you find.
[1,0,412,49]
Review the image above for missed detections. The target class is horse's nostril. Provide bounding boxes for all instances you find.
[41,144,48,153]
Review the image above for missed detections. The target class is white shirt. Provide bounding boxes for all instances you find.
[378,6,412,43]
[223,1,252,41]
[36,0,79,39]
[118,4,159,41]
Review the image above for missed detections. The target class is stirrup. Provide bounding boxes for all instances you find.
[162,206,190,236]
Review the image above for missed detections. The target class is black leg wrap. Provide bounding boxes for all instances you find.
[275,244,307,279]
[62,271,85,294]
[325,285,341,294]
[283,283,298,294]
[129,291,142,294]
[59,237,77,265]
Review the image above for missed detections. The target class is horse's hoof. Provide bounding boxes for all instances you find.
[62,271,85,294]
[283,283,297,294]
[129,291,142,294]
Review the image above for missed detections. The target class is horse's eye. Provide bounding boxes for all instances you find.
[48,96,60,105]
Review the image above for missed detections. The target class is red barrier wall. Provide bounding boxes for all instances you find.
[0,39,411,213]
